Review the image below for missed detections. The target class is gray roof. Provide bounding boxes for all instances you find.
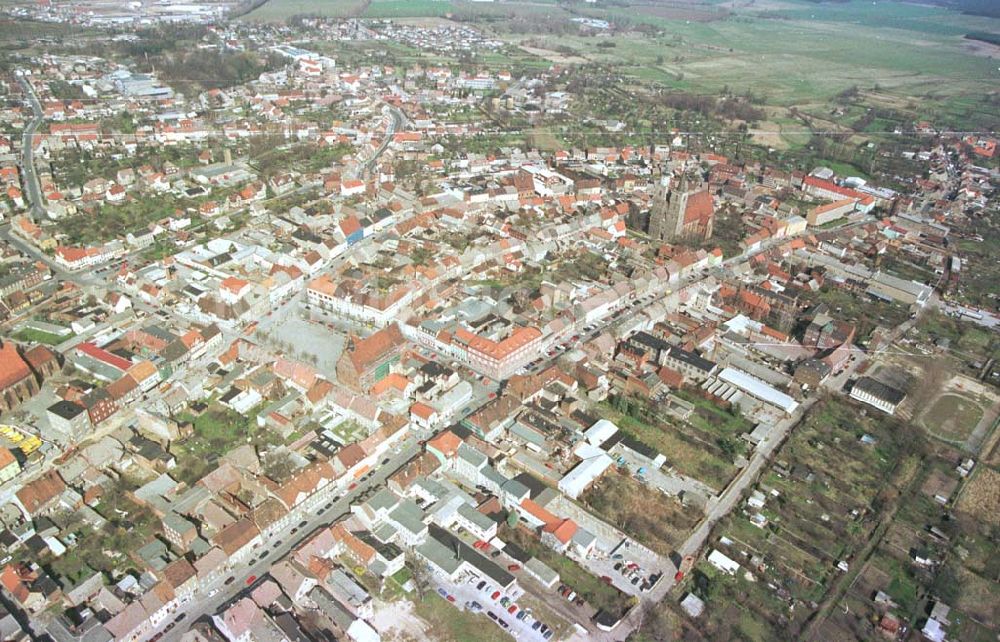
[456,443,487,469]
[852,376,906,404]
[416,536,463,577]
[456,503,495,533]
[367,488,401,514]
[387,499,428,537]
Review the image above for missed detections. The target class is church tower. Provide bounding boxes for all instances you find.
[648,173,690,241]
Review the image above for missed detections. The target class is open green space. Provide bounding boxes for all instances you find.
[14,327,71,346]
[580,471,700,556]
[247,0,999,134]
[694,395,925,636]
[241,0,368,21]
[915,309,1000,364]
[44,479,159,584]
[170,403,275,485]
[598,395,739,491]
[803,286,911,345]
[413,593,512,642]
[920,393,985,441]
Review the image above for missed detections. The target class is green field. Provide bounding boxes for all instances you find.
[245,0,999,134]
[920,393,985,441]
[14,327,71,346]
[241,0,368,21]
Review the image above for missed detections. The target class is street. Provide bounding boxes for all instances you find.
[17,73,46,222]
[151,436,422,642]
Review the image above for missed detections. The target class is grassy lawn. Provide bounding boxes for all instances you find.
[876,553,921,613]
[804,286,911,344]
[414,593,511,642]
[44,480,159,584]
[500,524,634,618]
[596,398,737,491]
[332,419,367,445]
[14,327,72,345]
[171,403,276,485]
[920,393,984,441]
[579,471,700,556]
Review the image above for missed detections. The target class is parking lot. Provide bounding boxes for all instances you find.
[434,573,561,641]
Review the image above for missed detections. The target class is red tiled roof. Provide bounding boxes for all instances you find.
[346,323,405,372]
[0,343,32,390]
[426,430,462,458]
[683,190,713,225]
[76,342,132,372]
[542,518,578,544]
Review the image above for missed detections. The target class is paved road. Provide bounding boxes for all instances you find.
[16,73,46,222]
[0,222,84,284]
[358,105,405,180]
[154,437,422,641]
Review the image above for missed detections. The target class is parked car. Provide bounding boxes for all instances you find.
[436,588,448,598]
[476,581,487,590]
[507,605,518,615]
[245,575,257,585]
[507,564,520,571]
[491,591,501,601]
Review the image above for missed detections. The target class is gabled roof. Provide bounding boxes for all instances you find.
[542,518,578,544]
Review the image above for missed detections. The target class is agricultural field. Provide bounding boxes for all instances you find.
[673,395,923,638]
[245,0,998,138]
[820,437,999,640]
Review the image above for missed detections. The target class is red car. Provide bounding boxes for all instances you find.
[601,575,613,584]
[447,595,456,603]
[507,605,518,615]
[473,540,488,550]
[674,571,685,582]
[507,564,520,571]
[246,575,257,585]
[491,591,501,601]
[348,482,358,491]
